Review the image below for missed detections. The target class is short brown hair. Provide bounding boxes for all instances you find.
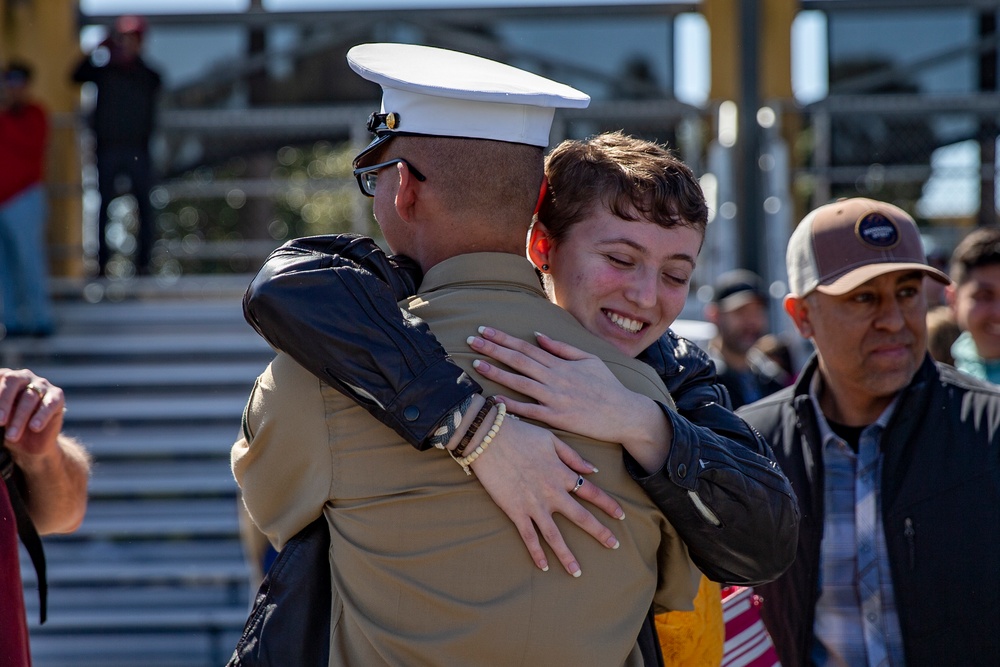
[400,135,543,236]
[950,227,1000,286]
[537,131,708,244]
[926,304,960,366]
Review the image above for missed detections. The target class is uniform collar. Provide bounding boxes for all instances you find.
[418,253,547,299]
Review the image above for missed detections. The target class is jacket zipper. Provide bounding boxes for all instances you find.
[903,517,915,569]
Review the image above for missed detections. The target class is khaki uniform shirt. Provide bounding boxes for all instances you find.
[233,253,700,666]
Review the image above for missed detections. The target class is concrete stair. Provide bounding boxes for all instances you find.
[2,275,274,667]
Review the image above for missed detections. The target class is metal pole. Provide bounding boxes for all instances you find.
[979,9,997,226]
[738,0,762,272]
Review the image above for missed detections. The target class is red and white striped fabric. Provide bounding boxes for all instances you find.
[721,586,781,667]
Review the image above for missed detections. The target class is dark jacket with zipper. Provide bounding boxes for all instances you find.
[738,354,1000,667]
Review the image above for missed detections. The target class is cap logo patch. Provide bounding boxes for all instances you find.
[855,211,899,249]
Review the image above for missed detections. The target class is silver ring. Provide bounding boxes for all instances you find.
[25,383,44,399]
[570,476,585,494]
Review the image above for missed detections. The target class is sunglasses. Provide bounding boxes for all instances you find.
[352,158,426,197]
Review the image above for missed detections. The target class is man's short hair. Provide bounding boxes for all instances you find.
[711,269,767,313]
[400,135,544,232]
[538,131,708,244]
[949,227,1000,287]
[926,304,960,366]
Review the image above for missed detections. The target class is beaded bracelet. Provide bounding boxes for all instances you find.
[453,396,497,459]
[452,402,507,476]
[426,394,474,450]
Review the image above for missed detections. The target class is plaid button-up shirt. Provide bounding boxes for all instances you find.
[808,377,906,667]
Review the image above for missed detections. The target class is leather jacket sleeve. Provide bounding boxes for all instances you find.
[243,234,481,450]
[631,332,799,585]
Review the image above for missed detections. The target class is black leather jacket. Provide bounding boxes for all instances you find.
[739,355,1000,667]
[244,234,799,586]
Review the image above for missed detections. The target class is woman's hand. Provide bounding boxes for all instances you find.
[468,415,624,577]
[467,327,673,472]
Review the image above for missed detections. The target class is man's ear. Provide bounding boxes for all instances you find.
[784,294,813,339]
[394,161,419,222]
[704,303,719,325]
[526,221,553,270]
[945,282,958,315]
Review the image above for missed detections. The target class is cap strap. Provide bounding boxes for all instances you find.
[533,176,548,216]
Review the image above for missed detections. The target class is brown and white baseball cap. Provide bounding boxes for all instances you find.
[786,197,950,296]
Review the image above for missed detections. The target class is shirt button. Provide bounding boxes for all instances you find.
[403,406,420,421]
[867,612,877,622]
[676,463,687,479]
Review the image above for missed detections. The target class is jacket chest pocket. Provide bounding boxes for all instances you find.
[887,464,999,636]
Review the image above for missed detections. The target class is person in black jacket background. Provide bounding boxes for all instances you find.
[705,269,788,408]
[72,15,161,277]
[738,197,1000,666]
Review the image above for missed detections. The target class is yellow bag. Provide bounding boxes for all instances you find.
[655,576,724,666]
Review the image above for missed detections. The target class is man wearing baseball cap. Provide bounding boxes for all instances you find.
[705,269,787,408]
[738,197,1000,666]
[71,15,161,276]
[233,43,703,666]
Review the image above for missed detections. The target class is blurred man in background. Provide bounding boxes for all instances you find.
[705,269,787,408]
[947,226,1000,383]
[72,15,161,277]
[0,61,54,338]
[925,304,960,366]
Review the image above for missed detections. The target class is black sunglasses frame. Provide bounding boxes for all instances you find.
[352,158,426,197]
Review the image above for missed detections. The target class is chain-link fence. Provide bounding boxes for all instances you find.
[796,93,1000,260]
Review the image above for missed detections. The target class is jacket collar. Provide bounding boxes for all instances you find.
[790,351,938,506]
[636,331,680,378]
[789,352,937,410]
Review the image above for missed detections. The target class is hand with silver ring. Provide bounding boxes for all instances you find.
[570,476,585,494]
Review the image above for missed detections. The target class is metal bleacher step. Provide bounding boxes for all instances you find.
[39,538,248,568]
[14,286,270,667]
[87,459,238,497]
[59,393,252,424]
[27,630,243,667]
[26,560,252,588]
[10,332,271,363]
[60,490,243,542]
[24,360,268,392]
[32,609,250,632]
[63,424,243,459]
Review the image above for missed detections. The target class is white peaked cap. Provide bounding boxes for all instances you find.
[348,43,590,162]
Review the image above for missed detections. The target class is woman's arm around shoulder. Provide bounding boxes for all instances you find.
[243,234,480,449]
[631,331,799,585]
